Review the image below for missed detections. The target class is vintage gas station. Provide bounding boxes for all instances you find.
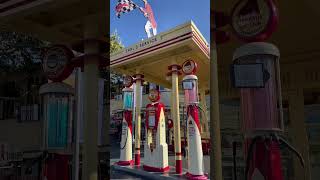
[111,21,210,179]
[0,0,320,180]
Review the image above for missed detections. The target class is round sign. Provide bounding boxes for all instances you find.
[231,0,279,42]
[148,89,160,102]
[123,75,133,87]
[182,60,197,75]
[42,45,74,82]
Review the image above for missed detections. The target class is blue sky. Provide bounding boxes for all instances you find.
[110,0,210,47]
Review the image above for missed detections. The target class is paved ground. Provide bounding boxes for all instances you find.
[111,168,143,180]
[110,136,143,179]
[110,134,211,179]
[110,134,121,158]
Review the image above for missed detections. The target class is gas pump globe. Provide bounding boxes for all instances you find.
[182,60,199,105]
[118,75,134,166]
[39,82,74,151]
[232,42,304,180]
[123,76,134,110]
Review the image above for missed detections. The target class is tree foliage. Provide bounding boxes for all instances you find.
[0,32,49,73]
[110,31,124,54]
[110,31,124,89]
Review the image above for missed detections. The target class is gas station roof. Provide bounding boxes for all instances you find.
[0,0,107,45]
[110,21,210,90]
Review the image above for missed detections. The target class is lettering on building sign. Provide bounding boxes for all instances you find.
[125,37,158,53]
[231,0,278,42]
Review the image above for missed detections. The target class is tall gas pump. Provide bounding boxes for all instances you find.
[181,60,207,180]
[143,89,169,172]
[231,42,305,180]
[39,82,74,180]
[117,75,134,166]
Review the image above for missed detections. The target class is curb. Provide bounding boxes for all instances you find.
[111,164,183,180]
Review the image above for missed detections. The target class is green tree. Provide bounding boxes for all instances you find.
[109,31,124,97]
[110,30,124,54]
[0,31,49,74]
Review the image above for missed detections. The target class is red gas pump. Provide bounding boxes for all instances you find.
[143,89,169,172]
[231,42,305,180]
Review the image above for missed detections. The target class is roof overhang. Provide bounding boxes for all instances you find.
[111,21,210,90]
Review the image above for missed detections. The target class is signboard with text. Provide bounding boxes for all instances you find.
[231,0,279,42]
[42,45,74,82]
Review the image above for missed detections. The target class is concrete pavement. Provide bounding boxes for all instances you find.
[110,157,210,180]
[110,134,210,179]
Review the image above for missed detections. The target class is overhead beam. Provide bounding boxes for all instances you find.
[9,19,79,44]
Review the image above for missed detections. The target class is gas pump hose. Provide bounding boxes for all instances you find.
[120,125,129,150]
[276,135,306,180]
[244,134,306,180]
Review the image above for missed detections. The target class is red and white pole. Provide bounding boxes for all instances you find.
[167,64,183,174]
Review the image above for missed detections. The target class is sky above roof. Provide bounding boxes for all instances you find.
[110,0,210,47]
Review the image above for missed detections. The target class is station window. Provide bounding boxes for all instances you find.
[159,86,166,91]
[145,83,150,94]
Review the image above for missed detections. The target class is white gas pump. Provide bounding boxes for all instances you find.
[181,60,207,180]
[39,82,74,180]
[143,89,169,172]
[118,76,134,166]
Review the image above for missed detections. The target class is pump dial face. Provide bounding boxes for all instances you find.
[42,45,74,82]
[148,89,160,102]
[182,60,197,75]
[123,75,133,87]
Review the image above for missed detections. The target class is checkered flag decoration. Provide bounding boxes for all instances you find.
[116,0,138,18]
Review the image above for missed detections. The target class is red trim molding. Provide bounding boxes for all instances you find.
[166,70,182,77]
[134,154,140,166]
[111,32,193,66]
[192,30,210,55]
[143,165,170,172]
[168,64,182,71]
[186,172,208,180]
[133,74,145,78]
[117,160,134,166]
[111,30,210,67]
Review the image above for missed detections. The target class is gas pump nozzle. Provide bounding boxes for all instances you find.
[244,133,305,180]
